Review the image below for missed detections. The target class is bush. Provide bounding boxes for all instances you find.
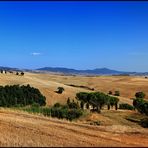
[56,87,65,94]
[80,101,84,109]
[140,118,148,128]
[135,92,145,99]
[19,100,84,121]
[53,103,61,108]
[21,72,24,76]
[119,103,134,110]
[114,91,120,96]
[68,101,79,109]
[90,120,101,126]
[66,109,83,121]
[48,101,83,121]
[42,108,51,116]
[32,103,40,108]
[133,98,148,115]
[67,98,70,105]
[108,91,112,95]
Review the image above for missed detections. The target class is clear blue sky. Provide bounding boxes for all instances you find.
[0,1,148,72]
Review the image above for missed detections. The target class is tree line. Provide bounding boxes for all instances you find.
[0,84,46,107]
[22,99,83,121]
[0,69,24,76]
[76,92,119,113]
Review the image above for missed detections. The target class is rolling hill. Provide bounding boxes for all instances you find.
[0,71,148,146]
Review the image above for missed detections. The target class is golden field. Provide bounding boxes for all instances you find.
[0,72,148,147]
[1,72,148,105]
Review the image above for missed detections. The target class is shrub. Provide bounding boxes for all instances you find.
[108,91,112,95]
[67,101,79,109]
[53,102,61,108]
[67,98,70,105]
[114,91,120,96]
[140,118,148,128]
[56,87,65,94]
[21,72,24,76]
[42,108,51,116]
[119,103,134,110]
[66,109,83,121]
[133,98,148,115]
[80,101,84,109]
[48,101,83,121]
[90,120,101,126]
[135,92,145,99]
[31,103,40,108]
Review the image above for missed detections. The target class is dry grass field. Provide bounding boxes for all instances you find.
[0,108,148,147]
[1,72,148,105]
[0,72,148,147]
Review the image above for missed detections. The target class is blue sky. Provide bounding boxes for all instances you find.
[0,2,148,72]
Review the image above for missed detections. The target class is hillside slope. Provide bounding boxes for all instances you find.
[0,108,148,147]
[0,73,148,146]
[0,72,148,106]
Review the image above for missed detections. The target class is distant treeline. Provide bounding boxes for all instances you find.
[0,69,24,76]
[0,84,46,107]
[112,74,130,76]
[65,84,94,91]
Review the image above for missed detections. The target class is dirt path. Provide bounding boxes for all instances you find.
[0,109,148,147]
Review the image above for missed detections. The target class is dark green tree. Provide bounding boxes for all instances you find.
[108,91,112,95]
[135,92,145,99]
[57,87,65,94]
[67,98,70,105]
[80,101,85,110]
[21,72,24,76]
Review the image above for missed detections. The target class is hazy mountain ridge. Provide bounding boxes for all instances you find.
[0,66,20,71]
[0,66,147,75]
[36,67,138,75]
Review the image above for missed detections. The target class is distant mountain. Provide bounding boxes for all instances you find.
[1,65,148,76]
[36,67,132,75]
[0,66,20,71]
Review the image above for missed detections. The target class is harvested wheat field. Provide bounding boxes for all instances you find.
[0,108,148,147]
[0,72,148,147]
[0,72,148,106]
